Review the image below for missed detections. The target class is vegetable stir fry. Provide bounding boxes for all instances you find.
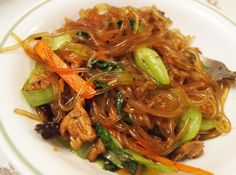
[1,4,233,175]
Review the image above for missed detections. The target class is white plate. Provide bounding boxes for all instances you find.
[0,0,236,175]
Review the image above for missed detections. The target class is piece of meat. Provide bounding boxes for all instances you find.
[170,141,204,161]
[60,102,96,149]
[87,139,105,162]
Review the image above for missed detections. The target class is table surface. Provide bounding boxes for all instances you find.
[0,0,235,174]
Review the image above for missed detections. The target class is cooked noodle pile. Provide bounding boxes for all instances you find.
[2,4,232,175]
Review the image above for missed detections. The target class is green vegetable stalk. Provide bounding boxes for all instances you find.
[134,47,170,85]
[200,119,215,131]
[51,34,72,50]
[57,137,92,159]
[95,124,130,159]
[162,106,203,156]
[178,106,202,142]
[95,125,175,173]
[104,151,123,168]
[22,88,53,107]
[22,64,53,107]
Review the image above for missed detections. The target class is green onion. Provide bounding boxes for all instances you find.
[51,34,72,50]
[134,47,170,85]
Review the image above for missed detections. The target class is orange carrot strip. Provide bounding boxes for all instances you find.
[34,41,95,99]
[145,153,213,175]
[109,128,213,175]
[46,67,80,75]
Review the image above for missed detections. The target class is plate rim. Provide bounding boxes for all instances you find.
[0,0,236,175]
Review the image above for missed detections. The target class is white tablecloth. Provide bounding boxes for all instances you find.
[0,0,235,174]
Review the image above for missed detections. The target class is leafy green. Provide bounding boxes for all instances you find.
[129,19,136,30]
[103,160,119,172]
[76,31,89,39]
[95,125,175,173]
[95,125,130,159]
[116,91,133,124]
[148,128,165,140]
[121,160,137,174]
[129,19,142,33]
[93,80,108,89]
[116,91,124,115]
[122,114,133,125]
[88,59,117,71]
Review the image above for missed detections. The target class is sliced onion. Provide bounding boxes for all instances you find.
[14,108,43,121]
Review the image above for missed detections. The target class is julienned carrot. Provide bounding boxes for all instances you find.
[146,153,213,175]
[34,41,95,99]
[109,128,213,175]
[46,67,80,75]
